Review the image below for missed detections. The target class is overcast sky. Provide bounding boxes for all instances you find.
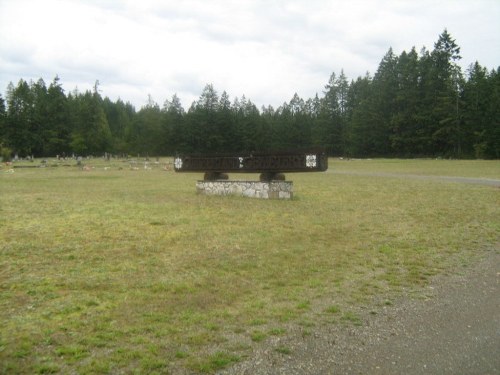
[1,0,499,110]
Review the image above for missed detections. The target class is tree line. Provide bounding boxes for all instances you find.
[0,29,498,160]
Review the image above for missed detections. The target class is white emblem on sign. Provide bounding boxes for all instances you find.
[174,157,183,169]
[306,154,316,168]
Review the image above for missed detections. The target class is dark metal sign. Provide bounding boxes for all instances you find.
[174,150,328,177]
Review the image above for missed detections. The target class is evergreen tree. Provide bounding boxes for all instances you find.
[429,29,463,156]
[485,68,500,158]
[132,96,163,156]
[192,84,221,153]
[5,79,37,156]
[370,48,398,156]
[310,94,330,151]
[163,93,185,154]
[102,97,135,154]
[235,96,265,152]
[462,62,490,157]
[29,78,48,155]
[288,93,312,149]
[390,48,422,155]
[44,76,70,156]
[414,46,436,155]
[322,72,342,154]
[216,91,237,152]
[69,83,112,155]
[260,104,277,150]
[462,65,500,158]
[320,70,350,155]
[344,73,374,156]
[0,94,6,148]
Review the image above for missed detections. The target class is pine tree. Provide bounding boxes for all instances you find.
[429,29,463,156]
[69,84,112,155]
[345,74,377,156]
[390,48,422,155]
[462,65,500,158]
[132,96,162,155]
[5,79,36,156]
[44,76,70,156]
[370,48,398,156]
[0,94,6,147]
[162,94,185,154]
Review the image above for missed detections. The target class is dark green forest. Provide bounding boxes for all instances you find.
[1,30,499,160]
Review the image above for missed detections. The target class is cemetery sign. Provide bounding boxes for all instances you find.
[174,149,328,181]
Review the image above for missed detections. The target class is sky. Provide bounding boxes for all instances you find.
[1,0,499,110]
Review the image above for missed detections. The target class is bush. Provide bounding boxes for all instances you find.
[0,144,12,162]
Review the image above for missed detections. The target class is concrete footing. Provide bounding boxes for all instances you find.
[196,180,293,199]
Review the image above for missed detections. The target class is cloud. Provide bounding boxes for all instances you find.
[1,0,499,109]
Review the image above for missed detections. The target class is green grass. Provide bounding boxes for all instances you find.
[274,346,292,355]
[250,330,267,342]
[340,311,363,326]
[1,158,499,373]
[325,305,341,314]
[188,351,240,373]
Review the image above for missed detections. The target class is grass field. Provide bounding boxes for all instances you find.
[1,158,499,374]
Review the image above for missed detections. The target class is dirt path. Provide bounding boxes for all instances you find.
[220,250,500,375]
[329,170,500,187]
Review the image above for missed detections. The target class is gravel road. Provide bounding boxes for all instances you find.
[329,170,500,187]
[219,250,500,375]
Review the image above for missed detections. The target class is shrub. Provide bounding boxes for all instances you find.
[0,144,12,162]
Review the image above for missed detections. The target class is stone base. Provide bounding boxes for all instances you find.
[196,180,293,199]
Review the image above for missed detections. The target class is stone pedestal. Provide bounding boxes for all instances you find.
[196,180,293,199]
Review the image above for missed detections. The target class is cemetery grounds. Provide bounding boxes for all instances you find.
[0,158,499,374]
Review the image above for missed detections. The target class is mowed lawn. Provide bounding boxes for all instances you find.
[1,158,499,374]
